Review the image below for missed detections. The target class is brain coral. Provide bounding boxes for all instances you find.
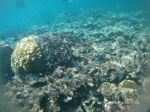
[118,80,138,99]
[11,35,44,75]
[99,82,118,98]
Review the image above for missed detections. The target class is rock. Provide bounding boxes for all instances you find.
[0,41,14,84]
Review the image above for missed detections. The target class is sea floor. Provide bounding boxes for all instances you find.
[0,8,150,112]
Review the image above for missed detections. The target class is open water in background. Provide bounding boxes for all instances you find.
[0,0,150,38]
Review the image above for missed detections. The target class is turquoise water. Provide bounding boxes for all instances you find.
[0,0,149,37]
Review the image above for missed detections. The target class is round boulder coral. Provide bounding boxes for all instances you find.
[0,41,14,84]
[118,80,137,90]
[99,82,118,100]
[118,80,138,99]
[11,35,44,75]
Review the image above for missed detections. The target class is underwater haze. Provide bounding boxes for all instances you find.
[0,0,150,112]
[0,0,150,37]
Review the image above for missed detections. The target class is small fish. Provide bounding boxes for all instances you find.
[15,0,26,9]
[117,74,125,80]
[133,42,139,48]
[45,22,51,25]
[111,57,117,61]
[118,91,125,101]
[15,73,21,76]
[66,19,71,23]
[99,74,110,81]
[74,62,82,71]
[26,74,38,79]
[64,73,69,80]
[34,32,38,35]
[64,12,69,15]
[117,41,121,46]
[30,74,37,78]
[112,73,125,82]
[115,66,122,71]
[45,52,52,57]
[94,54,104,63]
[60,0,72,4]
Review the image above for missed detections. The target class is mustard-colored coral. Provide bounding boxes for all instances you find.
[118,80,137,90]
[118,80,138,99]
[11,35,44,75]
[100,82,118,97]
[120,88,138,99]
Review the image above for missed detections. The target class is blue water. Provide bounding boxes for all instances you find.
[0,0,150,38]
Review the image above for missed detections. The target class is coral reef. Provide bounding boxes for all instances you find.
[3,8,150,112]
[118,80,138,90]
[11,35,44,75]
[35,32,77,71]
[118,80,138,99]
[5,70,88,111]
